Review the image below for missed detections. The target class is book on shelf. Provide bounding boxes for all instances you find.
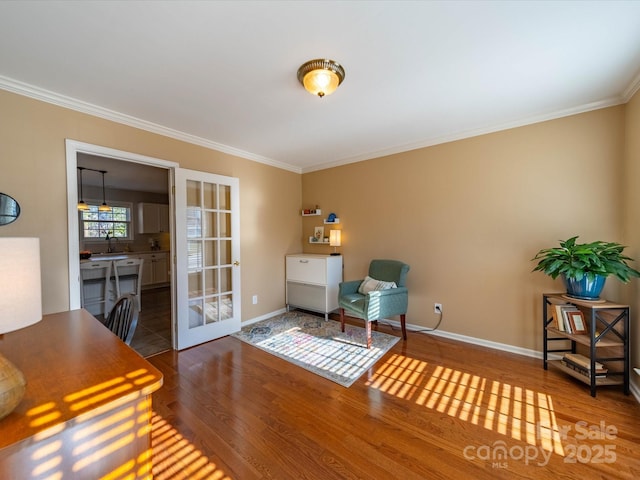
[551,303,573,331]
[555,304,579,333]
[560,360,608,378]
[563,353,607,373]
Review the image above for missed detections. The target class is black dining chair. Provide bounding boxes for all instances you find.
[104,294,139,345]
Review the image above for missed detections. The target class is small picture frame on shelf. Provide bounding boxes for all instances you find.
[567,311,588,334]
[314,226,324,242]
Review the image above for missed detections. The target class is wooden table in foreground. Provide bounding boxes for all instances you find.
[0,309,163,479]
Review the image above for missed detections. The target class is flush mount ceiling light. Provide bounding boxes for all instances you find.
[297,59,345,98]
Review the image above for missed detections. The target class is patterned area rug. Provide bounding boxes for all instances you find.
[232,311,399,387]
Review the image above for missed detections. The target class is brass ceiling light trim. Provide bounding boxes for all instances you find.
[297,59,345,98]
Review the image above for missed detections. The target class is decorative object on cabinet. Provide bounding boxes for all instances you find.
[0,193,20,226]
[0,237,42,420]
[542,293,629,397]
[297,59,345,98]
[531,236,640,300]
[329,230,341,255]
[339,259,410,349]
[286,254,343,320]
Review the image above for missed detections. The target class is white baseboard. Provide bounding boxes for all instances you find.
[381,318,541,359]
[242,308,287,327]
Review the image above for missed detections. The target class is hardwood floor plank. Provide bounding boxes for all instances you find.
[148,318,640,479]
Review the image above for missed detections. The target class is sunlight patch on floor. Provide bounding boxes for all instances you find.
[151,413,230,480]
[366,353,564,455]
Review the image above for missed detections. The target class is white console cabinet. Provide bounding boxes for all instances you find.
[286,254,343,320]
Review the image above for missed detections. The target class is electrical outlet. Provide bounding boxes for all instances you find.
[434,303,442,314]
[252,295,258,305]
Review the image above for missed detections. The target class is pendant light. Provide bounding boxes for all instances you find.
[77,167,90,211]
[98,170,111,212]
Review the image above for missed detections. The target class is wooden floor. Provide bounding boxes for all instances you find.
[147,316,640,480]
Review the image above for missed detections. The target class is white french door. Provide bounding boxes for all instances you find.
[174,168,241,350]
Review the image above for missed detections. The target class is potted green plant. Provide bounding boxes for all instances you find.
[531,236,640,300]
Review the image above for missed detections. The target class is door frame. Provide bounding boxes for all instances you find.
[65,140,179,340]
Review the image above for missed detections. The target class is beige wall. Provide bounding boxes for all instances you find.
[0,89,302,318]
[623,89,640,391]
[303,106,628,352]
[2,86,639,377]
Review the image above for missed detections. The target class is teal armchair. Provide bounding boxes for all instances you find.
[338,259,410,348]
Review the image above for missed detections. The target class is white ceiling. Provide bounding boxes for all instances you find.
[77,153,169,194]
[2,1,640,174]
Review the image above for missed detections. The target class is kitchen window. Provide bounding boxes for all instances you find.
[80,202,133,241]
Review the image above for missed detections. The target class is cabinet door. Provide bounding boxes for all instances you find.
[138,203,160,234]
[154,254,169,283]
[287,282,326,311]
[286,256,327,284]
[158,204,170,232]
[139,254,154,286]
[138,203,169,234]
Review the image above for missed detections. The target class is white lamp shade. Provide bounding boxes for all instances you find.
[329,230,341,247]
[0,238,42,334]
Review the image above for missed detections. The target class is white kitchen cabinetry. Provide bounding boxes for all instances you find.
[139,252,169,287]
[286,254,342,320]
[138,203,169,234]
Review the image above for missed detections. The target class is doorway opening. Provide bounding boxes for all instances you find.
[66,140,179,357]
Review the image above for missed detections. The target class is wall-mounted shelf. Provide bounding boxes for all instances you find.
[301,209,322,216]
[308,237,329,244]
[324,218,340,224]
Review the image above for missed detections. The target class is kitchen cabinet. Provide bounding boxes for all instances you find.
[138,202,169,234]
[139,252,169,287]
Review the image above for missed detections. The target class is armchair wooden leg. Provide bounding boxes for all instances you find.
[365,321,372,349]
[400,314,407,341]
[340,308,346,332]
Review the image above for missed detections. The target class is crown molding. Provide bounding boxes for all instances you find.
[0,75,302,174]
[622,69,640,102]
[302,96,626,173]
[2,73,635,177]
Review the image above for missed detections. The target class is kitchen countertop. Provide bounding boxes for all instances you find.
[81,250,169,262]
